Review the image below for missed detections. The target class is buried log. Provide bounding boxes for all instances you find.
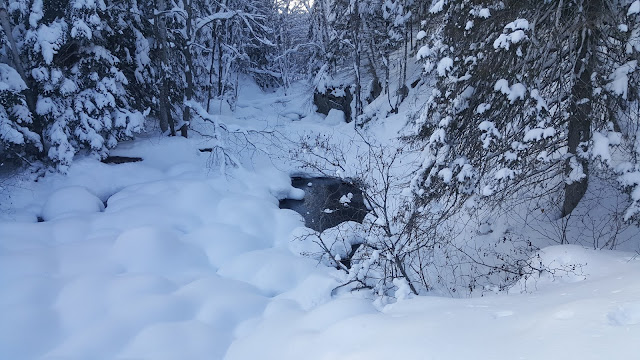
[102,156,143,164]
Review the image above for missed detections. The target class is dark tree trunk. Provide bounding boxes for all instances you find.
[206,30,217,113]
[217,24,224,98]
[562,0,600,217]
[181,0,195,138]
[155,0,175,135]
[352,1,362,121]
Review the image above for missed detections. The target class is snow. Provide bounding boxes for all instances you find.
[476,102,491,113]
[71,19,92,40]
[479,120,501,148]
[339,192,353,205]
[0,113,27,145]
[591,131,620,164]
[41,186,105,221]
[0,135,326,359]
[606,61,637,99]
[628,1,640,16]
[1,79,640,360]
[523,127,556,142]
[465,20,474,30]
[0,64,27,92]
[227,246,640,360]
[437,57,453,77]
[35,21,67,65]
[477,8,491,18]
[416,44,431,60]
[29,0,44,28]
[494,21,529,51]
[324,109,345,125]
[494,79,526,103]
[505,18,530,31]
[429,0,445,14]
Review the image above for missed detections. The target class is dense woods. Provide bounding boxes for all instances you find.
[0,0,420,168]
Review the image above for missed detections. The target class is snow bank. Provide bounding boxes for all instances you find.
[41,186,104,221]
[0,129,311,360]
[227,245,640,360]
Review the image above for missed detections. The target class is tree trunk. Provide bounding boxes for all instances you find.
[562,1,599,217]
[206,29,217,113]
[396,20,409,108]
[217,23,224,98]
[352,1,362,122]
[181,0,195,138]
[155,0,175,135]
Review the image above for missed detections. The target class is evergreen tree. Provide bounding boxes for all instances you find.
[0,0,148,169]
[413,0,640,223]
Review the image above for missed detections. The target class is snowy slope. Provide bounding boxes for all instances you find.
[227,245,640,360]
[1,81,640,359]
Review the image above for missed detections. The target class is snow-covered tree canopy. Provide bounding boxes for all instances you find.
[413,0,640,223]
[0,0,284,168]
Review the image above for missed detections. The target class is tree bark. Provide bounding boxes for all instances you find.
[181,0,195,138]
[352,0,362,122]
[155,0,175,135]
[562,0,599,217]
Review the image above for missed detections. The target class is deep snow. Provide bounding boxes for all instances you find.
[1,81,640,359]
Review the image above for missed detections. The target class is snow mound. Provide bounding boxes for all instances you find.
[41,186,104,221]
[324,109,345,125]
[510,245,635,293]
[608,303,640,326]
[217,248,320,296]
[111,226,209,275]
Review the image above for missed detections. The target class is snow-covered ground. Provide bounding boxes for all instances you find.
[1,82,640,359]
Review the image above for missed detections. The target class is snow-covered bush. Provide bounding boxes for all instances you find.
[29,1,147,169]
[291,134,543,297]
